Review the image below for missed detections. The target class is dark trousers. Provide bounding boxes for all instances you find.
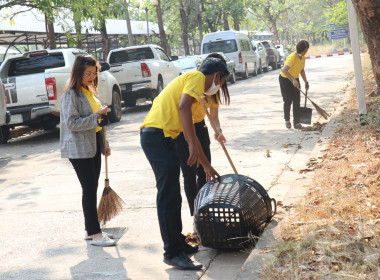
[140,128,185,259]
[279,75,301,124]
[69,132,102,236]
[174,120,211,216]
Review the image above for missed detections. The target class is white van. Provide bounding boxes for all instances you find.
[201,31,259,79]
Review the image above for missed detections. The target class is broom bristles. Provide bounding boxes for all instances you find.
[300,89,330,120]
[310,99,330,120]
[98,186,125,224]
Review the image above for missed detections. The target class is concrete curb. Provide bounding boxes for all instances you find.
[235,87,351,280]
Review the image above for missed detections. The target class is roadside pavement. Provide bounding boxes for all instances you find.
[0,55,354,280]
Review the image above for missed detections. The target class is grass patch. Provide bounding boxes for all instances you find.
[260,54,380,279]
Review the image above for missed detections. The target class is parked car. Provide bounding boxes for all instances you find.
[275,44,288,65]
[172,55,203,74]
[201,31,259,79]
[107,44,181,107]
[0,48,122,143]
[261,40,281,70]
[251,41,269,73]
[197,52,237,84]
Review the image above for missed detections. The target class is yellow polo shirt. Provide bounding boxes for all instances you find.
[141,71,205,139]
[193,95,219,124]
[280,52,305,78]
[82,87,102,133]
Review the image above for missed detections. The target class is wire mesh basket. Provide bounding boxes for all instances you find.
[194,174,276,249]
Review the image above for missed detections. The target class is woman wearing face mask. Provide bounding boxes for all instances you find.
[140,56,230,270]
[174,53,229,241]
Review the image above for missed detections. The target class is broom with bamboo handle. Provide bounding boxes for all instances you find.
[203,105,238,174]
[298,88,330,120]
[97,125,125,224]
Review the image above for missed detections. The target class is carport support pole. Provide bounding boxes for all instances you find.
[346,0,367,122]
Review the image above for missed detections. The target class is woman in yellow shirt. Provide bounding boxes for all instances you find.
[279,40,310,129]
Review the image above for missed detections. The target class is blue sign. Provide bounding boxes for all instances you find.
[328,26,349,39]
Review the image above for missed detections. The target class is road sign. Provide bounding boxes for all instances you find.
[328,26,349,39]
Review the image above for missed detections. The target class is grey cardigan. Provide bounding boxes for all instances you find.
[60,89,105,159]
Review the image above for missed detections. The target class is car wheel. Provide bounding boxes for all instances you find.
[253,63,258,76]
[271,61,277,70]
[0,126,10,144]
[258,61,263,74]
[229,69,236,84]
[153,79,163,100]
[42,119,57,131]
[243,65,249,79]
[109,90,122,123]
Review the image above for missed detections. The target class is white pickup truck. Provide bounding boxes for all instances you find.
[107,44,181,107]
[0,48,122,143]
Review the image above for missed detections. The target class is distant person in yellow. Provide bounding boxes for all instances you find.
[140,57,230,270]
[279,40,310,129]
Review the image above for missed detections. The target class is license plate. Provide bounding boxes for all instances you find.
[9,114,23,124]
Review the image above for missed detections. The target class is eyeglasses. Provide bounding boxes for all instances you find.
[83,71,99,78]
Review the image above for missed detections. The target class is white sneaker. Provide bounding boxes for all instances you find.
[90,236,116,246]
[84,232,113,240]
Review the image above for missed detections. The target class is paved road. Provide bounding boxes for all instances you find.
[0,54,353,280]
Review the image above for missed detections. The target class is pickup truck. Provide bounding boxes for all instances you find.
[107,44,181,107]
[0,48,122,143]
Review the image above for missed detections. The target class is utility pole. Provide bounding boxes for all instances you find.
[346,0,367,123]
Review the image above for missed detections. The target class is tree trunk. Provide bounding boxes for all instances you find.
[100,20,110,62]
[45,13,56,49]
[234,20,239,31]
[223,13,229,30]
[351,0,380,91]
[75,20,83,49]
[178,0,190,55]
[195,0,203,53]
[124,0,134,46]
[155,0,171,56]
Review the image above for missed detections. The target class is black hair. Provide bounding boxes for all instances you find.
[200,53,230,105]
[296,40,309,54]
[199,57,230,78]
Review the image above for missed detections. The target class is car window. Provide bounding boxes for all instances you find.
[8,53,65,77]
[203,39,238,54]
[262,41,270,49]
[155,48,170,61]
[109,47,154,64]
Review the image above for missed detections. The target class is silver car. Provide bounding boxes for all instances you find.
[252,41,269,73]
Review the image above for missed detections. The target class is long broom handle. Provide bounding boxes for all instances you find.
[203,105,238,174]
[103,125,108,180]
[299,88,313,104]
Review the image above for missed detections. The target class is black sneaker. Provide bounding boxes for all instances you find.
[285,121,291,129]
[294,123,303,129]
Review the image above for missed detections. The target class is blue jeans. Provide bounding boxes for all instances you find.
[140,128,185,259]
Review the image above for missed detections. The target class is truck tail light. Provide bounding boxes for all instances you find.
[141,63,151,77]
[239,52,243,64]
[267,49,273,51]
[45,77,57,100]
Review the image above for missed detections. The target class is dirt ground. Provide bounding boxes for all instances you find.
[260,54,380,279]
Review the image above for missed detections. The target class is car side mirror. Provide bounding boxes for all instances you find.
[170,55,179,61]
[252,46,257,51]
[100,62,110,72]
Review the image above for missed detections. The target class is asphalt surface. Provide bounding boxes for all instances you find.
[0,54,354,280]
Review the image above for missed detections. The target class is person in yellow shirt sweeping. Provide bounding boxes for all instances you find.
[279,40,310,129]
[140,56,230,270]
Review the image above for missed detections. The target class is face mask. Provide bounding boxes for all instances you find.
[204,74,220,96]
